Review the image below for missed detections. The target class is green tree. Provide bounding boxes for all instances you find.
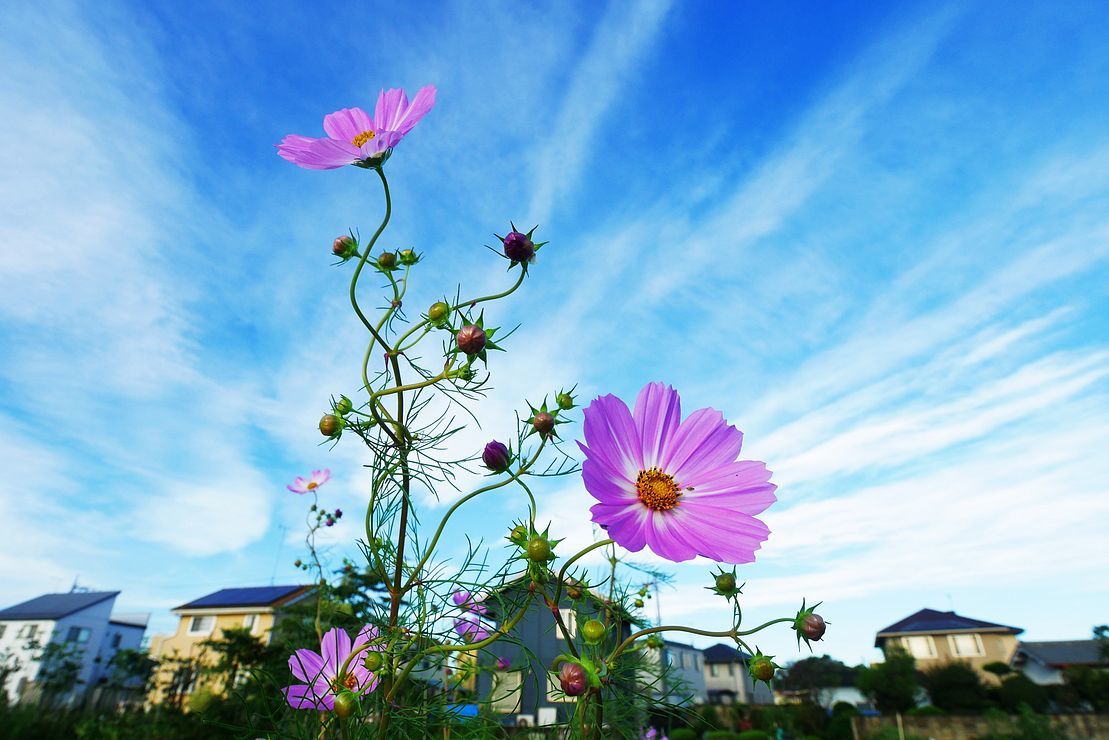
[996,674,1048,713]
[199,626,284,690]
[0,649,21,707]
[856,648,918,714]
[779,655,860,704]
[107,647,158,690]
[920,662,990,712]
[1062,665,1109,711]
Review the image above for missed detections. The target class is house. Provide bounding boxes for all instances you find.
[703,643,774,705]
[660,640,707,704]
[0,590,147,705]
[474,577,636,728]
[874,608,1023,682]
[147,584,310,706]
[1013,640,1109,685]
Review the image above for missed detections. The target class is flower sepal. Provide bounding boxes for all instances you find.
[792,598,828,651]
[708,567,744,600]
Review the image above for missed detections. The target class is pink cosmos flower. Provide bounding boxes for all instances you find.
[287,468,331,494]
[277,85,436,170]
[579,382,776,563]
[450,589,489,615]
[453,615,491,643]
[283,625,382,710]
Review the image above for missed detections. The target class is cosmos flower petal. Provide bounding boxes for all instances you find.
[392,85,436,135]
[581,394,644,475]
[582,459,636,504]
[322,107,375,142]
[352,624,379,652]
[644,511,700,562]
[283,682,328,709]
[374,87,409,131]
[633,382,682,468]
[289,649,326,684]
[664,408,744,482]
[320,626,352,677]
[686,482,777,516]
[300,138,362,169]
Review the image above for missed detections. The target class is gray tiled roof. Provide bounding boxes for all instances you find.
[875,608,1022,646]
[1018,640,1107,668]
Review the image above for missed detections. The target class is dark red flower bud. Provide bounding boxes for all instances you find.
[334,509,343,519]
[503,231,535,263]
[801,613,826,642]
[456,325,487,355]
[533,412,555,436]
[482,440,512,472]
[332,236,357,259]
[377,251,397,269]
[559,662,588,697]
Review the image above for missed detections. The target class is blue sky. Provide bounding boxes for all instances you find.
[1,0,1107,667]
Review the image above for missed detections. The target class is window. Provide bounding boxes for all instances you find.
[900,635,937,659]
[546,671,575,703]
[243,614,257,631]
[65,627,92,643]
[948,633,985,657]
[111,633,122,648]
[727,663,735,676]
[681,653,690,669]
[556,609,577,639]
[188,616,215,635]
[17,624,39,640]
[491,671,522,713]
[0,625,6,640]
[709,664,719,677]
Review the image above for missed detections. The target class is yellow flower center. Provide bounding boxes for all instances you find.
[351,130,376,147]
[306,481,318,490]
[636,467,681,511]
[331,673,358,692]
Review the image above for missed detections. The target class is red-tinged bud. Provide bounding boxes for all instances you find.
[482,440,512,472]
[325,517,335,527]
[456,325,487,355]
[503,231,535,263]
[332,236,357,259]
[559,662,588,697]
[802,613,827,642]
[377,251,397,269]
[533,412,555,436]
[565,579,583,600]
[750,657,775,682]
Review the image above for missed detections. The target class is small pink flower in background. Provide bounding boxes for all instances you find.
[453,615,491,643]
[283,625,382,710]
[579,382,776,564]
[287,468,331,494]
[495,656,510,671]
[277,85,436,170]
[450,589,488,615]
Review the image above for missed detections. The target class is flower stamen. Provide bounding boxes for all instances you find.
[351,130,376,147]
[636,468,681,511]
[331,673,359,692]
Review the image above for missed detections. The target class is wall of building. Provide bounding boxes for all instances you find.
[888,631,1019,682]
[663,645,707,704]
[89,622,147,687]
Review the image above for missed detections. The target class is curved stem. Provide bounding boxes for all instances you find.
[348,167,393,351]
[553,539,615,607]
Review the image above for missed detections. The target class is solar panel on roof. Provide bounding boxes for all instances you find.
[177,585,307,610]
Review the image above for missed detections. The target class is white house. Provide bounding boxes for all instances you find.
[0,590,147,704]
[1013,640,1109,685]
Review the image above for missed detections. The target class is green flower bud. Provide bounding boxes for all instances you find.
[526,536,551,562]
[398,248,419,265]
[334,396,353,415]
[634,598,644,609]
[428,301,450,325]
[716,573,736,593]
[377,251,397,269]
[333,690,358,718]
[556,392,575,410]
[363,652,384,672]
[581,619,606,645]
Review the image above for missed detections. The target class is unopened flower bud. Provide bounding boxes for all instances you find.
[646,635,665,650]
[332,236,357,259]
[503,231,535,263]
[428,301,449,325]
[325,517,335,527]
[334,396,353,415]
[526,536,551,562]
[334,509,343,519]
[801,613,826,642]
[559,662,588,697]
[556,392,575,410]
[716,573,737,593]
[456,325,487,355]
[565,579,583,600]
[333,690,358,718]
[750,656,776,682]
[377,251,397,269]
[581,619,606,645]
[532,412,555,436]
[482,440,512,472]
[294,559,302,567]
[509,525,528,545]
[634,599,644,609]
[319,414,341,437]
[363,652,384,672]
[398,248,419,265]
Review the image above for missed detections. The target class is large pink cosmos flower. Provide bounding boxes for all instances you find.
[287,468,331,494]
[579,382,776,563]
[277,85,436,170]
[284,625,382,710]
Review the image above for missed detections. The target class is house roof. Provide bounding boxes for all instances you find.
[0,591,119,621]
[665,639,699,651]
[109,613,150,629]
[703,642,753,663]
[1016,640,1108,669]
[875,609,1023,646]
[175,585,309,611]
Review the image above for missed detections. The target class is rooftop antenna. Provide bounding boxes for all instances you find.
[270,525,290,585]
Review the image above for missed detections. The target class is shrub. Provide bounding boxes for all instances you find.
[705,732,739,740]
[668,729,697,740]
[997,675,1049,713]
[906,704,945,716]
[920,662,991,712]
[737,731,770,740]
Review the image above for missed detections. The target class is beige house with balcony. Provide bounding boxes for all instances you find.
[874,608,1023,683]
[148,585,310,706]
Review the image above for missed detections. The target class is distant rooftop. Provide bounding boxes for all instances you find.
[1016,640,1108,668]
[875,608,1023,646]
[175,585,309,611]
[703,642,753,663]
[0,591,119,621]
[109,613,150,628]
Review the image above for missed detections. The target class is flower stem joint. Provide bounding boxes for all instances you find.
[792,598,828,650]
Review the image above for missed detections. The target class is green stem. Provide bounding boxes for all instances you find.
[553,539,615,607]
